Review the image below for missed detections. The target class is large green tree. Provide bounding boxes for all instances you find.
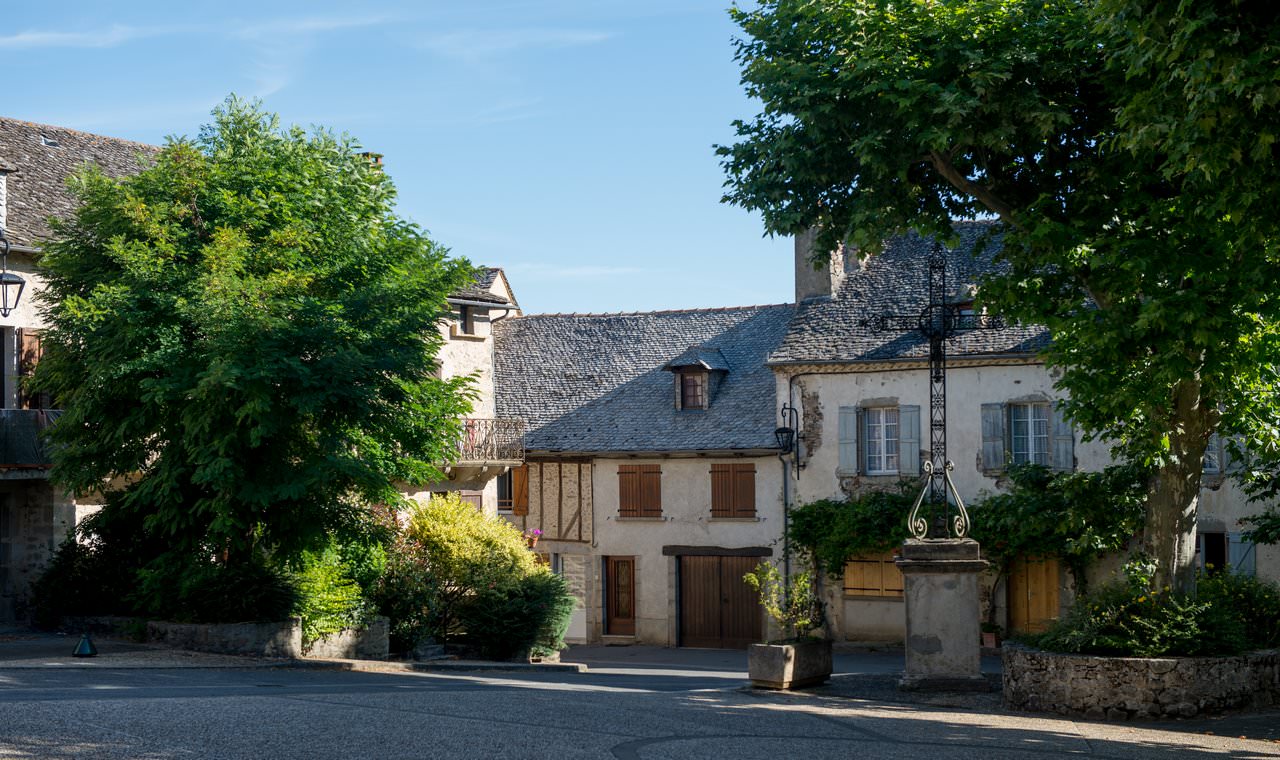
[38,99,476,572]
[719,0,1280,591]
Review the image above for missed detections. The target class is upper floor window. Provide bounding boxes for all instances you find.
[618,464,662,518]
[710,463,755,518]
[679,371,707,410]
[980,400,1074,473]
[1009,402,1050,466]
[458,305,476,335]
[837,404,920,476]
[496,464,529,515]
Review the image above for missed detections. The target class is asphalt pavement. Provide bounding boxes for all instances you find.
[1,629,1278,759]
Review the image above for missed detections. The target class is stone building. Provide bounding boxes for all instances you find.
[493,305,794,645]
[768,222,1273,641]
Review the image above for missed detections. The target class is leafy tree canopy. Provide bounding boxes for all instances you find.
[719,0,1280,591]
[37,98,476,566]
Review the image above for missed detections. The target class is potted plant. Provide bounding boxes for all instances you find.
[523,529,542,548]
[742,562,832,690]
[980,621,1003,649]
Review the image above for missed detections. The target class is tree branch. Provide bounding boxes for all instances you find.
[927,150,1022,229]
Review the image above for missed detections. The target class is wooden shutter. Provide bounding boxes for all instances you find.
[511,465,530,516]
[838,407,858,472]
[1051,403,1075,472]
[640,465,662,517]
[899,405,921,476]
[981,403,1006,472]
[17,328,47,410]
[620,464,661,517]
[1228,533,1256,577]
[732,464,755,518]
[710,464,732,517]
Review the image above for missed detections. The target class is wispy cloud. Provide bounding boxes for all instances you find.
[235,15,395,39]
[421,27,612,61]
[0,24,176,50]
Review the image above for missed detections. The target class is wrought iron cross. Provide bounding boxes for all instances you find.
[871,242,1003,539]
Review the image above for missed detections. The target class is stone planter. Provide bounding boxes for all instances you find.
[748,639,833,690]
[1004,643,1280,720]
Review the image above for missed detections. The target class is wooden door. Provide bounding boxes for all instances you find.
[1008,556,1060,634]
[606,556,635,635]
[679,555,762,649]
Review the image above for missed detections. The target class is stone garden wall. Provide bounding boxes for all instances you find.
[1004,643,1280,720]
[146,619,303,658]
[305,616,389,660]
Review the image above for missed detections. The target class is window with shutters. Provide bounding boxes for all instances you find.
[1196,531,1256,577]
[837,404,920,476]
[843,551,904,598]
[863,407,899,475]
[709,463,755,518]
[1009,402,1050,466]
[618,464,662,518]
[496,465,529,515]
[981,399,1074,473]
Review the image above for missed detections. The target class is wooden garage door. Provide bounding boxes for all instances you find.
[679,555,762,649]
[1008,555,1060,634]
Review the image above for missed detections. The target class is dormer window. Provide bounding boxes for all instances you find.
[679,371,708,410]
[664,344,729,411]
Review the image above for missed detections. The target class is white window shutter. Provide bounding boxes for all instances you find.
[1051,403,1075,472]
[838,407,858,473]
[899,405,920,476]
[981,403,1006,472]
[1228,533,1256,577]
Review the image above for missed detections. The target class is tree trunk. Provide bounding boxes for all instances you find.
[1143,379,1214,594]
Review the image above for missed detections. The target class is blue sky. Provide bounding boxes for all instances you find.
[2,1,794,314]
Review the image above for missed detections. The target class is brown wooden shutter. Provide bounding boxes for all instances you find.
[710,464,732,517]
[732,464,756,518]
[17,328,48,410]
[511,465,530,516]
[640,464,662,517]
[618,466,639,517]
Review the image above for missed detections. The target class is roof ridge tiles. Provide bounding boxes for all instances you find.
[522,302,793,319]
[0,116,160,151]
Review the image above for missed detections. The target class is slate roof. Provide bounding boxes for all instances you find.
[663,346,731,372]
[0,117,159,248]
[494,304,794,453]
[769,221,1048,365]
[449,267,515,306]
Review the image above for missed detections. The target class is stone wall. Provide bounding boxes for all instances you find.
[147,619,303,658]
[305,617,389,660]
[1004,644,1280,719]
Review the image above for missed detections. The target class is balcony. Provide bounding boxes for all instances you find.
[454,417,526,467]
[0,409,59,479]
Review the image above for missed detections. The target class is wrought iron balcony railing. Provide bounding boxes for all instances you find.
[0,409,60,470]
[455,417,525,465]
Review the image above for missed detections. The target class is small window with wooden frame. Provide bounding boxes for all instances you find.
[497,464,529,515]
[675,370,708,411]
[709,463,755,519]
[843,551,904,599]
[618,464,662,518]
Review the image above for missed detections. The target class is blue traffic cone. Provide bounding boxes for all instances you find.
[72,633,97,657]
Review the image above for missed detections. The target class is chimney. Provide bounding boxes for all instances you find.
[358,152,384,170]
[794,228,846,303]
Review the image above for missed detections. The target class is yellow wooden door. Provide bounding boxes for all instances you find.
[1008,556,1060,633]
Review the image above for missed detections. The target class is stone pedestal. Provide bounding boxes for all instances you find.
[895,538,990,691]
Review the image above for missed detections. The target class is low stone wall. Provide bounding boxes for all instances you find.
[305,617,389,660]
[147,619,303,658]
[1004,644,1280,720]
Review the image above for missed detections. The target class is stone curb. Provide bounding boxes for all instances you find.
[291,658,588,674]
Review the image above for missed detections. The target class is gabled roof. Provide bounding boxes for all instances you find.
[0,117,159,248]
[449,267,517,307]
[495,304,794,454]
[769,221,1048,365]
[663,345,731,372]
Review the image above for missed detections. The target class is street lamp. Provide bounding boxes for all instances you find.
[776,402,802,471]
[0,228,25,319]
